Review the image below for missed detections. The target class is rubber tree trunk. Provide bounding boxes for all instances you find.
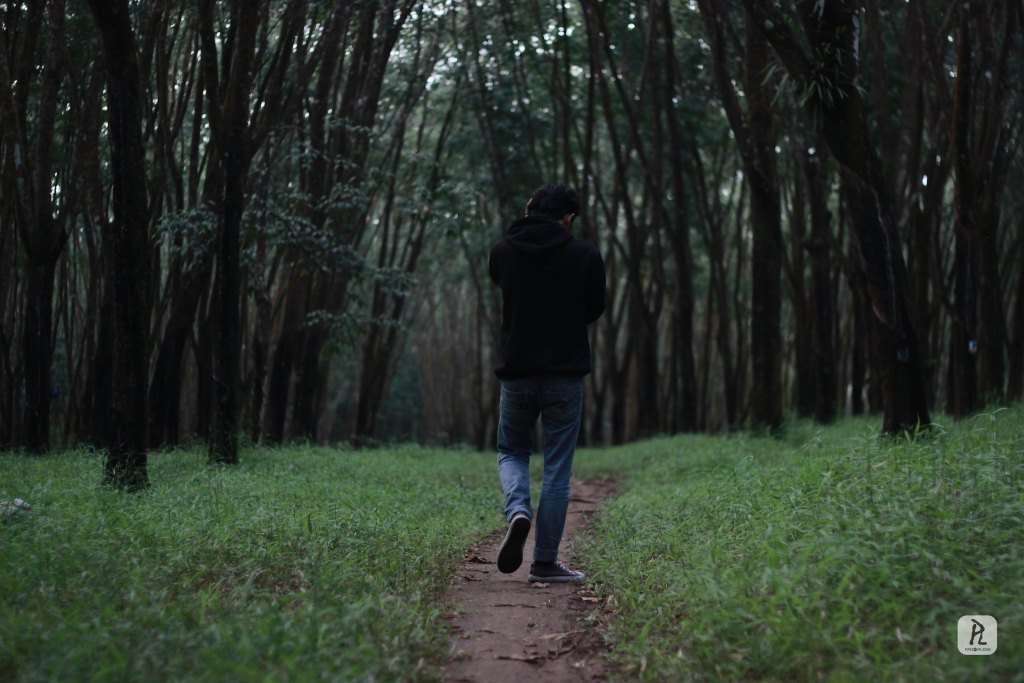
[261,282,305,443]
[87,0,152,491]
[0,2,67,454]
[0,222,13,448]
[802,143,837,424]
[210,145,247,463]
[1008,233,1024,401]
[87,285,115,447]
[947,6,978,418]
[21,260,58,452]
[976,219,1006,403]
[148,320,190,448]
[200,0,259,464]
[789,166,815,419]
[148,218,217,447]
[698,0,783,431]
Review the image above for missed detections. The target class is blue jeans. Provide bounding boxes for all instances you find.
[497,375,584,563]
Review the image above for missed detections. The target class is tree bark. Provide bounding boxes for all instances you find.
[0,196,14,448]
[87,0,152,491]
[1008,218,1024,401]
[21,261,58,451]
[947,5,978,417]
[88,281,115,447]
[656,0,698,432]
[803,146,837,424]
[788,150,815,419]
[199,0,261,464]
[698,0,783,431]
[743,23,783,431]
[0,1,68,453]
[261,279,306,443]
[690,142,741,429]
[148,68,220,449]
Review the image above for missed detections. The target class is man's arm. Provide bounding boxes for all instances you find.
[584,250,606,323]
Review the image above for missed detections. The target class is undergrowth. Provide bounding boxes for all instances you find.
[0,445,500,682]
[575,409,1023,681]
[4,408,1021,682]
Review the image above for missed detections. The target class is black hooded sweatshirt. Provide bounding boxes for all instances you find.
[488,214,606,379]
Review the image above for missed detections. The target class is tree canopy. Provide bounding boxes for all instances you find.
[2,0,1023,478]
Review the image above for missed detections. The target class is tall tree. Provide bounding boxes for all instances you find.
[655,0,698,433]
[947,0,1019,415]
[799,138,837,424]
[698,0,783,430]
[741,0,931,433]
[904,0,956,411]
[1010,210,1024,401]
[353,60,459,441]
[145,7,217,449]
[689,138,745,429]
[284,0,415,442]
[86,0,152,490]
[199,0,260,464]
[0,0,70,452]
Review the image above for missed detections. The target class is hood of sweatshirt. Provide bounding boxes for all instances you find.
[503,215,573,258]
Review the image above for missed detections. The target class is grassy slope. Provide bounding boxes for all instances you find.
[0,445,501,682]
[574,409,1023,682]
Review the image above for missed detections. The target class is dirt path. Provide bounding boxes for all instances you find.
[440,478,618,683]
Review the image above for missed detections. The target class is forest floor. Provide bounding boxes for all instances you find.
[440,478,619,683]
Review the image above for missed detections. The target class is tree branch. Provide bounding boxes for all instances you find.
[738,0,814,83]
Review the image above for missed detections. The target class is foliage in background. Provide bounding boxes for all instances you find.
[1,0,1023,456]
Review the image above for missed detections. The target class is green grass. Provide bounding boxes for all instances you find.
[574,409,1024,682]
[0,444,502,682]
[3,409,1022,682]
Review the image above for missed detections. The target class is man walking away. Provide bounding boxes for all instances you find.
[488,183,606,583]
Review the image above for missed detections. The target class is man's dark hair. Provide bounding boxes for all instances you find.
[526,183,580,219]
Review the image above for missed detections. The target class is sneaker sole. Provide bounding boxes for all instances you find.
[496,515,531,574]
[527,572,586,583]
